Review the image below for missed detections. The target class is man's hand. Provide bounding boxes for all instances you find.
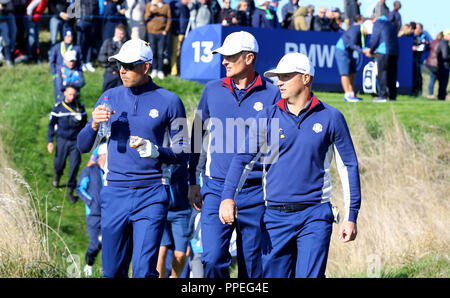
[362,48,372,58]
[135,138,159,158]
[219,199,237,225]
[338,221,357,243]
[188,185,202,211]
[91,104,113,131]
[47,142,54,154]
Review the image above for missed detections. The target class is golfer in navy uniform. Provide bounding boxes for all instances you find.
[77,39,188,278]
[220,53,361,278]
[188,31,281,278]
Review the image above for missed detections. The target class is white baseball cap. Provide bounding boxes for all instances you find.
[212,31,259,56]
[97,143,107,156]
[108,39,153,64]
[64,50,77,61]
[264,52,315,77]
[362,20,373,35]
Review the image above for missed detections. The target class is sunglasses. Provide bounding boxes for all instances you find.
[117,61,146,71]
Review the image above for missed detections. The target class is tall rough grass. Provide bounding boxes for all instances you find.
[0,139,65,277]
[326,110,450,277]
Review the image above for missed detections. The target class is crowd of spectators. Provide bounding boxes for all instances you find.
[0,0,448,98]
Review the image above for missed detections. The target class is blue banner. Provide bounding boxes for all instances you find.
[180,25,413,94]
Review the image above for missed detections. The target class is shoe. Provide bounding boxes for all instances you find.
[389,98,397,102]
[372,97,387,103]
[5,60,13,67]
[157,71,165,80]
[344,95,363,103]
[82,64,87,71]
[84,265,93,277]
[0,53,4,62]
[14,54,28,64]
[85,62,95,72]
[151,69,157,78]
[52,174,60,188]
[427,94,436,99]
[67,187,77,204]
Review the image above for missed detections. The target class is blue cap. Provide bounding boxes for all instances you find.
[63,27,74,37]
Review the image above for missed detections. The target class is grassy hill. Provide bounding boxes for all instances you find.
[0,60,448,277]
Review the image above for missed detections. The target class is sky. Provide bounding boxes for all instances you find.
[226,0,450,39]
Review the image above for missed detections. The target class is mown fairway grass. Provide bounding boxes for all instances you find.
[0,59,448,277]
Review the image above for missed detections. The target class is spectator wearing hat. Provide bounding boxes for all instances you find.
[77,142,108,277]
[252,0,278,29]
[49,27,83,101]
[54,50,86,102]
[77,39,188,278]
[220,52,361,277]
[188,31,281,278]
[98,24,128,92]
[335,16,372,102]
[48,84,88,204]
[436,29,450,100]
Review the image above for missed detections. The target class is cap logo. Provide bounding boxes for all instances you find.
[144,42,151,47]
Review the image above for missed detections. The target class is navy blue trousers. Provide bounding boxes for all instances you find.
[262,203,334,278]
[54,137,81,188]
[200,178,264,278]
[85,215,101,266]
[100,184,169,278]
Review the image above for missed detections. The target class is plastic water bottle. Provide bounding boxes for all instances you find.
[98,98,112,138]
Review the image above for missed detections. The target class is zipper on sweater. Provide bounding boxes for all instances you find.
[133,95,139,116]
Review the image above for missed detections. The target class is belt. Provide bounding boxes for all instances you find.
[267,203,312,213]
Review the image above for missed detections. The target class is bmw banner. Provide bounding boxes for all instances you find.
[180,25,413,94]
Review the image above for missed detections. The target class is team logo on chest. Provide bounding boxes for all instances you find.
[312,123,323,133]
[149,109,159,118]
[253,101,263,112]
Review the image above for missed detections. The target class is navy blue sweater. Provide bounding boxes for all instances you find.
[77,79,188,188]
[189,74,280,185]
[48,100,87,142]
[222,94,361,223]
[369,17,399,56]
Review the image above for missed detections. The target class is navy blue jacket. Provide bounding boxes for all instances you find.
[251,7,278,29]
[77,79,188,188]
[369,17,399,56]
[77,165,104,216]
[222,94,361,223]
[49,42,83,76]
[48,100,87,142]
